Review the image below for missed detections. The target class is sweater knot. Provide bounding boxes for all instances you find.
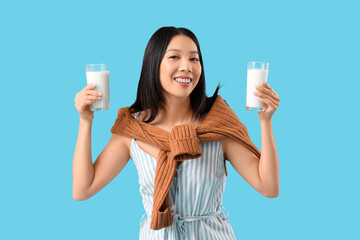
[169,124,202,161]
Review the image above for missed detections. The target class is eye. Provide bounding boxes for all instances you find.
[169,55,179,59]
[191,58,199,62]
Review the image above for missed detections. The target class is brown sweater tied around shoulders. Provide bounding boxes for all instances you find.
[110,95,261,230]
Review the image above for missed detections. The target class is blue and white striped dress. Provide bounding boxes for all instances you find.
[131,112,236,239]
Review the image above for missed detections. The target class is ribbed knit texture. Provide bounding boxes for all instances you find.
[110,95,261,230]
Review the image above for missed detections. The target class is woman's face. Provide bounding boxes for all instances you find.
[159,35,202,100]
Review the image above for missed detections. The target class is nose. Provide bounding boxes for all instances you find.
[179,59,192,72]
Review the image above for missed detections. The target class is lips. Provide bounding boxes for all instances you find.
[175,81,191,87]
[174,76,192,80]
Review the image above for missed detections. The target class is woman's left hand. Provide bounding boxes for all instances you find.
[253,82,280,121]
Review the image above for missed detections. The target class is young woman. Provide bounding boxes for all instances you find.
[73,27,280,239]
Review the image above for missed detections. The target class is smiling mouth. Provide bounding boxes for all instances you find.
[174,77,192,84]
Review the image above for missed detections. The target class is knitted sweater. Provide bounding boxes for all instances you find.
[110,95,261,230]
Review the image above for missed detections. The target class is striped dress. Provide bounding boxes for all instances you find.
[131,112,236,239]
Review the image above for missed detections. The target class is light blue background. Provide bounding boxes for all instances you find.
[1,0,359,239]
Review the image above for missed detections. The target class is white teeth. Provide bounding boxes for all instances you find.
[174,78,191,83]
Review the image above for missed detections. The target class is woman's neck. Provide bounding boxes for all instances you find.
[138,95,205,131]
[158,96,194,126]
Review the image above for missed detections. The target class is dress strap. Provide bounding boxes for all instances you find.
[134,111,140,120]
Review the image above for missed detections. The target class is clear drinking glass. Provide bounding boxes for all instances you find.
[246,62,269,112]
[85,63,110,111]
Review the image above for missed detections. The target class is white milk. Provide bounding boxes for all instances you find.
[246,69,268,110]
[86,71,110,111]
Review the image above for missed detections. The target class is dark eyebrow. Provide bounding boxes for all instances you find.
[166,49,199,54]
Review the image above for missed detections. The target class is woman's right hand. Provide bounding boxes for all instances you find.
[74,83,103,122]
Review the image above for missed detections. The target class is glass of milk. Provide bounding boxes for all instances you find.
[85,63,110,111]
[246,62,269,112]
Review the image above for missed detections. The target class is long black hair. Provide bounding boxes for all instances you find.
[129,26,223,123]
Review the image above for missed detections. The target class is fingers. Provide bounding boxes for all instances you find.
[76,83,95,97]
[75,96,98,112]
[263,82,280,103]
[86,83,96,89]
[258,96,279,108]
[75,99,96,109]
[75,93,102,104]
[255,82,280,104]
[254,83,280,114]
[74,84,102,102]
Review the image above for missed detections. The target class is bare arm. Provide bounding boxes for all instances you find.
[258,119,279,197]
[222,119,279,198]
[72,119,131,201]
[72,119,94,200]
